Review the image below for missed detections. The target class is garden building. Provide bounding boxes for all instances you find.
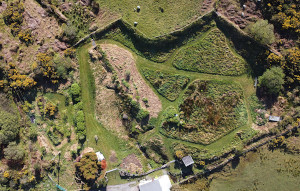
[96,151,105,161]
[269,116,281,122]
[182,155,194,167]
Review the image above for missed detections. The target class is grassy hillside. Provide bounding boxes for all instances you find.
[97,0,208,37]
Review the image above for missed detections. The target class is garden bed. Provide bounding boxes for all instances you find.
[173,28,246,76]
[142,68,190,101]
[161,80,248,144]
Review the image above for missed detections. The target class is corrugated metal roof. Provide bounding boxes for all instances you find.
[269,116,281,122]
[182,155,194,167]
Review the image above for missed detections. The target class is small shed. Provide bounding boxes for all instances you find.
[96,151,105,161]
[182,155,194,167]
[269,116,281,122]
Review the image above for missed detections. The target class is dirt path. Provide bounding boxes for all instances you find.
[101,44,162,118]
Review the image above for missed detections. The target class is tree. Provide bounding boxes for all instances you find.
[4,142,25,163]
[258,66,285,95]
[75,152,100,183]
[0,111,20,145]
[247,19,276,45]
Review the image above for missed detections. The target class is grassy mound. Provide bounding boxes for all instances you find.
[142,68,190,101]
[161,80,248,144]
[173,29,247,76]
[97,0,206,37]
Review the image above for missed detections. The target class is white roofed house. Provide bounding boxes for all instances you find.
[139,175,172,191]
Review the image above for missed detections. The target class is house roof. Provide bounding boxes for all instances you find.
[139,180,162,191]
[96,151,105,161]
[269,116,281,122]
[139,175,172,191]
[182,155,194,167]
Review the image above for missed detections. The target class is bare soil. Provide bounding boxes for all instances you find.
[217,0,262,29]
[120,154,143,174]
[100,44,162,118]
[109,150,118,163]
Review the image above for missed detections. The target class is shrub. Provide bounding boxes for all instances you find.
[29,126,38,141]
[70,83,81,103]
[0,110,20,145]
[247,19,275,45]
[4,142,24,164]
[136,109,149,122]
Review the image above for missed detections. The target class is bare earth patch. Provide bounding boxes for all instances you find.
[109,150,118,163]
[101,44,162,118]
[37,134,56,154]
[120,154,143,174]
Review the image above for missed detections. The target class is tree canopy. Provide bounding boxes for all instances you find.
[4,142,25,163]
[75,152,100,183]
[247,19,276,45]
[258,66,285,95]
[0,110,20,145]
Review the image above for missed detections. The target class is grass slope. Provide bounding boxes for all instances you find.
[97,0,206,37]
[173,28,247,76]
[142,68,190,101]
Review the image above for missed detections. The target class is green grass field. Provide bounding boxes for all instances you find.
[210,147,300,191]
[97,0,207,37]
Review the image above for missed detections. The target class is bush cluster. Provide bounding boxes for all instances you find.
[3,1,33,45]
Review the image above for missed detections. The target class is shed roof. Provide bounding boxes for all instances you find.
[96,151,105,161]
[182,155,194,167]
[269,116,281,122]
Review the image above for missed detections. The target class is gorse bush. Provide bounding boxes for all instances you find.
[3,1,33,45]
[173,29,246,76]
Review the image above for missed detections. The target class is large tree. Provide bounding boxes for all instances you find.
[258,66,285,95]
[4,142,25,163]
[75,152,100,183]
[247,19,276,45]
[0,110,20,145]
